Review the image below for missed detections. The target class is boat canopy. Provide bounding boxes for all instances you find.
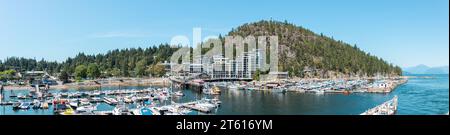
[140,108,152,115]
[144,100,152,105]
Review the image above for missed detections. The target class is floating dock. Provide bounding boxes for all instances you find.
[361,96,398,115]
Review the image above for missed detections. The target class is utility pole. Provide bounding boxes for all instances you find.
[1,85,3,103]
[1,85,4,115]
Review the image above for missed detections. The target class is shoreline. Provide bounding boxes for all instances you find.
[2,76,408,93]
[3,77,171,91]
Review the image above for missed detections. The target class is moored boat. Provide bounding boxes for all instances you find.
[203,85,221,95]
[12,102,21,110]
[112,103,131,115]
[54,103,69,114]
[60,107,75,115]
[227,84,238,90]
[41,101,49,109]
[17,93,27,99]
[69,99,79,109]
[272,86,287,93]
[75,99,97,114]
[32,100,41,109]
[174,91,184,96]
[103,97,119,105]
[18,102,31,109]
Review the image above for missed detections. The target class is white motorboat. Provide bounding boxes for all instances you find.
[32,100,41,109]
[272,87,287,93]
[69,99,79,109]
[174,91,184,96]
[17,93,27,99]
[76,99,97,114]
[104,97,119,105]
[203,85,221,95]
[227,85,238,90]
[112,103,131,115]
[18,102,31,109]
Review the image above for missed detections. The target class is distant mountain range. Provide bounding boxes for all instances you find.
[403,64,449,74]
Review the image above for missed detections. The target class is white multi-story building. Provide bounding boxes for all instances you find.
[178,49,262,80]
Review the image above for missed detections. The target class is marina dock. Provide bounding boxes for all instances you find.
[361,96,398,115]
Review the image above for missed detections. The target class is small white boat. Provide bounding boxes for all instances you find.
[12,102,21,110]
[17,93,27,99]
[112,103,131,115]
[227,85,238,90]
[174,91,184,96]
[316,90,325,94]
[40,101,49,109]
[76,105,96,114]
[272,87,287,93]
[69,99,79,109]
[76,99,97,114]
[91,91,101,97]
[32,100,41,109]
[18,102,31,109]
[310,89,325,94]
[211,98,222,107]
[104,97,119,105]
[203,85,221,95]
[123,96,133,103]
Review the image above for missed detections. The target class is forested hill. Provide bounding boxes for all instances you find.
[228,20,402,78]
[0,20,402,79]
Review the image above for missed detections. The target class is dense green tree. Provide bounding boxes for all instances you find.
[59,71,69,83]
[134,59,148,77]
[0,69,17,81]
[87,63,101,79]
[147,64,166,77]
[74,65,87,80]
[109,68,121,77]
[253,69,261,81]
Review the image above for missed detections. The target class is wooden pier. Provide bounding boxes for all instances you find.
[361,96,398,115]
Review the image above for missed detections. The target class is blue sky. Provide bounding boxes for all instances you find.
[0,0,448,67]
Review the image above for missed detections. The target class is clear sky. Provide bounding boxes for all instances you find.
[0,0,448,67]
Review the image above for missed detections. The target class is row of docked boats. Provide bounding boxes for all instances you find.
[12,100,50,110]
[34,87,177,100]
[108,97,221,115]
[53,98,99,115]
[4,86,223,115]
[224,82,287,93]
[219,78,404,95]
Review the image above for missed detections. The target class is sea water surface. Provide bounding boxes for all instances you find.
[1,74,448,115]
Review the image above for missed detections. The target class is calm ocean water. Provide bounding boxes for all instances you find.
[1,74,448,115]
